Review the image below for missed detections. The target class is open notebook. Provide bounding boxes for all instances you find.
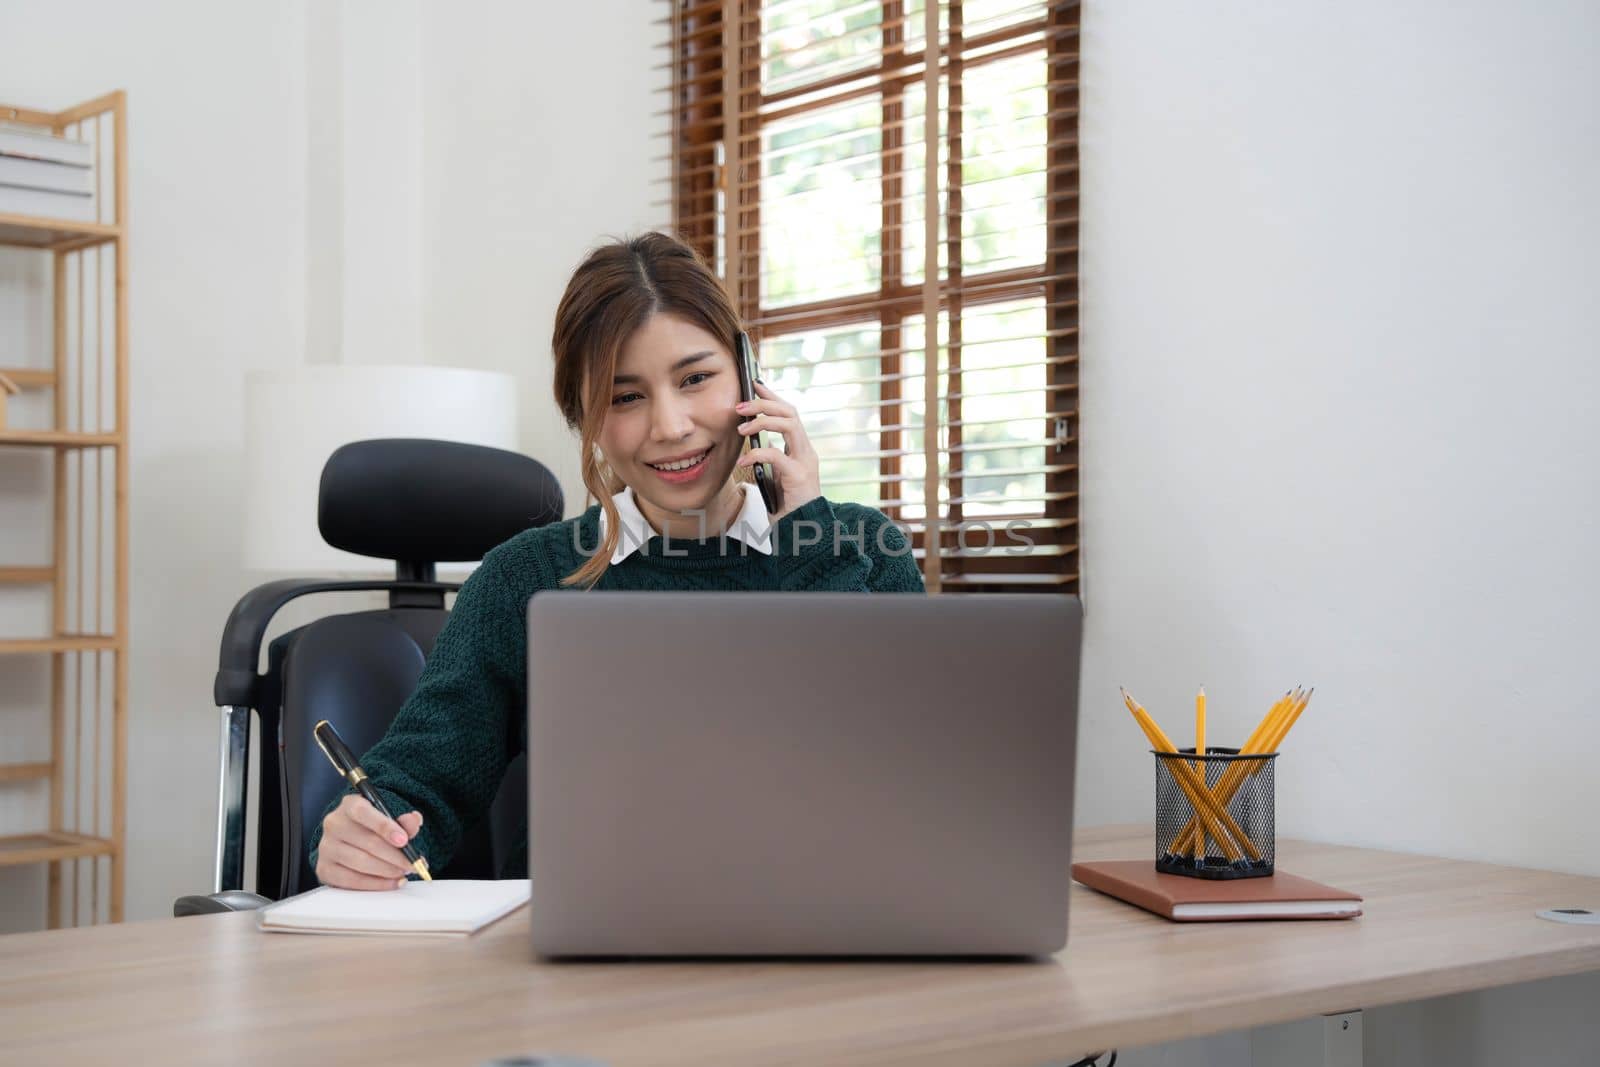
[259,879,530,937]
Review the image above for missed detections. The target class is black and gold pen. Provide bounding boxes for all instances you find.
[312,719,432,881]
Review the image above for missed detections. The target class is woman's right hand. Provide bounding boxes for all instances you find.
[314,794,425,890]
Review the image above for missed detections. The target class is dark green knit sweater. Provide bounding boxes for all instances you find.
[307,494,923,879]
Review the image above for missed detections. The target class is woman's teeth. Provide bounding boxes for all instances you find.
[649,450,709,472]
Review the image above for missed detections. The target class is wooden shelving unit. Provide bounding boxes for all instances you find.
[0,213,119,251]
[0,430,122,448]
[0,91,128,926]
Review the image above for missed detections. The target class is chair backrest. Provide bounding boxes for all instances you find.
[213,437,560,899]
[280,611,442,897]
[262,607,532,899]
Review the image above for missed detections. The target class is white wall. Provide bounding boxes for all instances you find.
[1076,2,1600,1063]
[0,0,662,929]
[0,0,310,931]
[421,0,669,508]
[1076,0,1599,872]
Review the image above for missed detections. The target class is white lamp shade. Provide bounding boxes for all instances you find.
[244,364,519,574]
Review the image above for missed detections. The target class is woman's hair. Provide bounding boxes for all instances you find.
[551,231,747,588]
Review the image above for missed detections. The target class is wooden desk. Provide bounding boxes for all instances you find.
[4,826,1599,1066]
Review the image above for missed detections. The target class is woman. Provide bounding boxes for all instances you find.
[310,232,924,890]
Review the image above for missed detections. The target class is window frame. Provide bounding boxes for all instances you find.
[668,0,1081,593]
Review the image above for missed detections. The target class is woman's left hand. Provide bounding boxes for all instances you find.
[735,379,821,520]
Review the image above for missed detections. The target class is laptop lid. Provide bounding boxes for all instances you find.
[526,592,1081,957]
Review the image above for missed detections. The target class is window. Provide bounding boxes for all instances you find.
[666,0,1080,593]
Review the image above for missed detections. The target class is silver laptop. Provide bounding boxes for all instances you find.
[525,592,1082,957]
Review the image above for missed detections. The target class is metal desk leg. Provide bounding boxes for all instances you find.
[1322,1011,1363,1067]
[1248,1010,1364,1067]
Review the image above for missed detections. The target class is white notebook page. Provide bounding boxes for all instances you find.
[259,879,530,936]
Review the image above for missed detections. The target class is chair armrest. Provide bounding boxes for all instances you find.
[213,577,459,708]
[172,890,273,917]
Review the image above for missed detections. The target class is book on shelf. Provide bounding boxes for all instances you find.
[0,155,95,195]
[0,182,95,222]
[0,124,95,168]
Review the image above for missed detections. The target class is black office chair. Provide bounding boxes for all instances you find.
[174,438,563,916]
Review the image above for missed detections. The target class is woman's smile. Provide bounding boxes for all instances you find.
[644,444,714,484]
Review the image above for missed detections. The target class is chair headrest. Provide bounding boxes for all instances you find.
[319,438,564,564]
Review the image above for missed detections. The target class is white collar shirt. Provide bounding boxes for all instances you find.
[600,481,774,565]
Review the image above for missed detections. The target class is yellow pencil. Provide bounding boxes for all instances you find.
[1124,690,1257,863]
[1193,687,1207,860]
[1261,687,1313,757]
[1120,693,1239,862]
[1121,689,1258,862]
[1172,687,1296,855]
[1248,688,1298,753]
[1172,687,1313,854]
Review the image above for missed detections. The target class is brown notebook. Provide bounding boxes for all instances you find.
[1072,860,1363,922]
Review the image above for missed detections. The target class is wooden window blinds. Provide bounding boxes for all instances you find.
[663,0,1080,594]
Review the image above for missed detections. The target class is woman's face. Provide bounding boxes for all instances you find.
[598,311,744,520]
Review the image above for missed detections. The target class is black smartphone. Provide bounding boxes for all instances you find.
[735,330,782,515]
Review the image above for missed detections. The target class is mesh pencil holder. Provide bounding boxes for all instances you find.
[1153,748,1276,880]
